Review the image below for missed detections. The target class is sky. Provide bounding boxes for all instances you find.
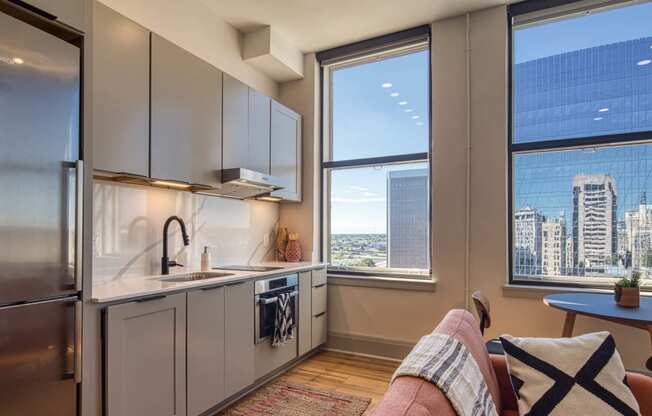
[329,0,652,235]
[329,50,429,234]
[513,0,652,229]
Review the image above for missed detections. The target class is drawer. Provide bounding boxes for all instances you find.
[311,268,327,287]
[311,284,327,316]
[311,312,327,347]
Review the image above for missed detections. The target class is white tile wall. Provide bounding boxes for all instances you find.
[92,181,279,284]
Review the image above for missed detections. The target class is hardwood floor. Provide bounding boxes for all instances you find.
[279,350,400,414]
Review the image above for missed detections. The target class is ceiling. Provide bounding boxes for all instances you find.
[199,0,512,53]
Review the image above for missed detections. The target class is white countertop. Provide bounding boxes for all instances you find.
[90,261,327,304]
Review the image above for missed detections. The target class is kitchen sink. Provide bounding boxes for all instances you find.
[158,271,234,283]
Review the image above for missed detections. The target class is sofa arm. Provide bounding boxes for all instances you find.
[490,354,518,412]
[627,372,652,416]
[490,353,652,415]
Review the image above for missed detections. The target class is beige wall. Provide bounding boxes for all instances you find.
[97,0,278,97]
[277,53,321,261]
[286,5,651,371]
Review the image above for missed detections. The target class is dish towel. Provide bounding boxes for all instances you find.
[272,292,295,347]
[392,333,499,416]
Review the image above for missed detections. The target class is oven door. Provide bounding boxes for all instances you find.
[255,287,298,344]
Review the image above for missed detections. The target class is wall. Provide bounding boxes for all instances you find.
[97,0,278,97]
[278,53,321,261]
[92,181,279,283]
[293,5,652,371]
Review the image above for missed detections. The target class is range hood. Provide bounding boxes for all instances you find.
[213,168,286,199]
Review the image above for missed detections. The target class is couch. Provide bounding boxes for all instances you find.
[371,309,652,416]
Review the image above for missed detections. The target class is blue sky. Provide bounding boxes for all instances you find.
[330,50,429,234]
[513,1,652,228]
[329,1,652,235]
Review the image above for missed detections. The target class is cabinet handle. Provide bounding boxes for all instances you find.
[226,281,246,287]
[136,295,167,303]
[313,283,326,289]
[201,285,223,292]
[314,312,326,318]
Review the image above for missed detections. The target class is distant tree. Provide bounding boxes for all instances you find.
[354,258,376,268]
[610,254,619,266]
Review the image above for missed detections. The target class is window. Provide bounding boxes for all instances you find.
[319,28,431,278]
[509,0,652,286]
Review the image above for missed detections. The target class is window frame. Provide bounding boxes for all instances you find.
[507,0,652,288]
[317,27,433,279]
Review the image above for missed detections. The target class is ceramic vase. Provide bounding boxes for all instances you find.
[285,233,302,262]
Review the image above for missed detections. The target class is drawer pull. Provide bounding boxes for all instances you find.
[136,295,166,303]
[313,283,326,289]
[314,312,326,318]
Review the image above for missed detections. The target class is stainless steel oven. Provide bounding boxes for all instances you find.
[254,274,298,344]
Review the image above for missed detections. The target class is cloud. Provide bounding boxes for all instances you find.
[349,186,369,192]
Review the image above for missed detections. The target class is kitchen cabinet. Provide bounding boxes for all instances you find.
[105,293,187,416]
[25,0,85,30]
[248,88,271,174]
[223,75,272,173]
[311,268,327,348]
[222,74,250,170]
[151,34,222,187]
[270,101,302,201]
[92,2,149,177]
[224,280,255,397]
[298,271,312,356]
[187,287,225,416]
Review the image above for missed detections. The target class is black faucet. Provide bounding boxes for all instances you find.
[161,215,190,275]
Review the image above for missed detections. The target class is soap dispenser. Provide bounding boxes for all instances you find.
[201,246,212,271]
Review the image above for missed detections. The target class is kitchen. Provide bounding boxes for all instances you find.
[0,0,327,415]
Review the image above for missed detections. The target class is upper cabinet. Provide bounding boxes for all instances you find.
[248,89,271,174]
[92,2,150,177]
[223,76,272,174]
[150,34,223,188]
[25,0,85,31]
[222,74,250,170]
[271,101,302,201]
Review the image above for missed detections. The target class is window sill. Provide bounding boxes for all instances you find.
[328,273,437,292]
[504,283,652,300]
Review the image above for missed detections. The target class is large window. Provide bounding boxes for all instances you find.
[320,29,431,277]
[509,0,652,286]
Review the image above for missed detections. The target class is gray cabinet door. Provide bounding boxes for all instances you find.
[105,293,187,416]
[26,0,84,30]
[224,280,254,397]
[187,287,225,416]
[92,2,149,177]
[248,88,271,174]
[270,101,302,201]
[222,74,250,170]
[298,271,312,356]
[151,34,222,187]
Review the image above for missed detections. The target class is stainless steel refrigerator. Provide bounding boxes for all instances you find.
[0,9,82,416]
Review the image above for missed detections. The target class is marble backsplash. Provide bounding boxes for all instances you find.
[92,180,280,284]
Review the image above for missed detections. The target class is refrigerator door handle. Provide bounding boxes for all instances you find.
[75,160,83,292]
[74,300,82,384]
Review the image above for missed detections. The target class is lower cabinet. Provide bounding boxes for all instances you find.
[187,287,225,416]
[105,293,187,416]
[311,268,328,349]
[224,280,255,397]
[298,271,312,355]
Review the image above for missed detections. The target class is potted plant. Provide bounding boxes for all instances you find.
[615,271,641,308]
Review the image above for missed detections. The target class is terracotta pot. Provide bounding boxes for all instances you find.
[285,239,302,263]
[615,286,640,308]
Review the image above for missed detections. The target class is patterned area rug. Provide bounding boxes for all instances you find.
[219,380,372,416]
